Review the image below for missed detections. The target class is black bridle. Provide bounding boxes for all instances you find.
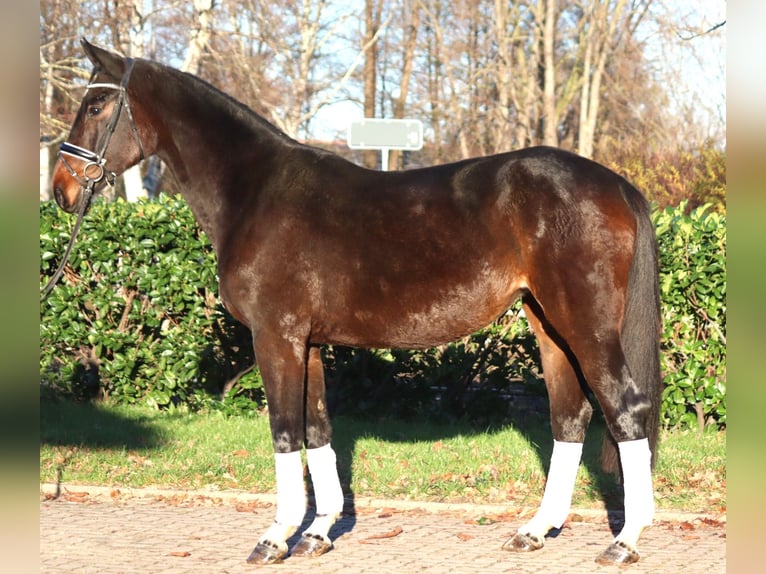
[41,58,145,301]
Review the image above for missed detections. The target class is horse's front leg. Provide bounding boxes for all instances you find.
[246,333,308,565]
[292,346,345,557]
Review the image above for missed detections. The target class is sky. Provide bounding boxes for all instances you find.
[649,0,727,144]
[310,0,727,147]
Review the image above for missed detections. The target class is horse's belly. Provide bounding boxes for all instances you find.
[316,278,521,349]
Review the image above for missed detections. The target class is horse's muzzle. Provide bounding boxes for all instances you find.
[53,185,79,214]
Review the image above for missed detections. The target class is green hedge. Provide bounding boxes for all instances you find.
[655,203,726,429]
[39,196,259,411]
[40,197,726,430]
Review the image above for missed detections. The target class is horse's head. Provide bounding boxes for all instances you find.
[52,39,149,213]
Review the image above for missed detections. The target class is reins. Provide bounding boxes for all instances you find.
[41,58,144,301]
[40,183,94,301]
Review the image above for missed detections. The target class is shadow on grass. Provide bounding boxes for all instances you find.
[327,405,624,542]
[40,397,167,501]
[40,398,163,450]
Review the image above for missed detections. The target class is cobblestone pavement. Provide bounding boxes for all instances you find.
[40,484,725,574]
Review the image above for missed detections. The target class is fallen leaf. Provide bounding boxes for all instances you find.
[359,526,403,544]
[679,521,695,531]
[457,533,473,541]
[63,490,89,502]
[168,551,191,557]
[235,501,263,513]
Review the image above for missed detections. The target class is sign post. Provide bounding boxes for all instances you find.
[347,118,423,170]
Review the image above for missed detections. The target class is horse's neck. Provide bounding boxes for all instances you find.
[146,69,291,251]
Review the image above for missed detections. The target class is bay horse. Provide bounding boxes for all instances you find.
[51,39,662,566]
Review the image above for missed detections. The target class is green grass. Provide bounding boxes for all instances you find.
[40,400,725,513]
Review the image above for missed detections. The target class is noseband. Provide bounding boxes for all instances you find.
[42,59,145,301]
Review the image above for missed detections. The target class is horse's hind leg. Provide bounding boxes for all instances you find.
[291,346,344,558]
[574,337,654,565]
[503,296,591,553]
[520,285,655,564]
[543,310,654,564]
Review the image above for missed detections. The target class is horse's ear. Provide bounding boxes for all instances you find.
[80,37,126,79]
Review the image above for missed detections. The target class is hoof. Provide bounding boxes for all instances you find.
[291,532,333,557]
[595,540,640,565]
[246,540,288,565]
[501,531,545,553]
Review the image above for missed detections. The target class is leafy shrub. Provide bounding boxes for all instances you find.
[40,196,257,410]
[654,202,726,430]
[40,198,725,431]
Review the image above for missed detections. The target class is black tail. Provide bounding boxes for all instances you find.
[601,186,662,474]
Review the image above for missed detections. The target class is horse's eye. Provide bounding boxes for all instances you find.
[86,94,108,117]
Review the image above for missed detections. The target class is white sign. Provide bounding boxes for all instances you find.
[347,118,423,151]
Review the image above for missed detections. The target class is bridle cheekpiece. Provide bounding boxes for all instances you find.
[57,57,146,195]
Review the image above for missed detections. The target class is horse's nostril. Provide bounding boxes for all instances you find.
[53,186,74,212]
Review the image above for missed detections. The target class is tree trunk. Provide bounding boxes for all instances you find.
[40,42,56,201]
[121,0,151,202]
[577,0,628,158]
[542,0,558,146]
[40,145,51,201]
[518,0,543,148]
[424,3,444,163]
[389,2,420,170]
[492,0,511,153]
[363,0,382,169]
[183,0,216,75]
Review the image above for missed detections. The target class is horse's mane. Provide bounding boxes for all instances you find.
[144,59,295,144]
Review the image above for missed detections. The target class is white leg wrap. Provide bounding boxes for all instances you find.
[616,438,654,544]
[260,521,298,546]
[522,441,583,536]
[306,444,344,517]
[273,451,307,528]
[303,514,337,542]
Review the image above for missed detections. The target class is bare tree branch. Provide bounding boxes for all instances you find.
[677,20,726,41]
